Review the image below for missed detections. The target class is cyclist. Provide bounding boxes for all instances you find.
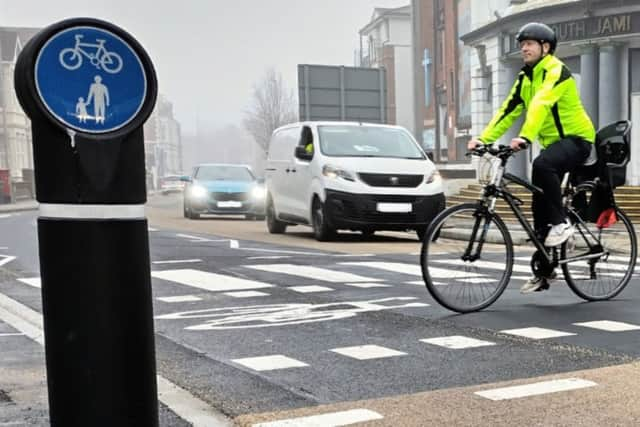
[467,22,596,293]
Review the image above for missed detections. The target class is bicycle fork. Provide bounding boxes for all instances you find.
[462,209,492,262]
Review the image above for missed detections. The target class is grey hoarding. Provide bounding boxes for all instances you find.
[298,64,387,123]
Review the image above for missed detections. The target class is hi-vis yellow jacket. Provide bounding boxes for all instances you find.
[479,54,595,148]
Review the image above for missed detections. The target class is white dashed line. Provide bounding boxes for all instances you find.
[152,269,273,292]
[475,378,597,400]
[421,336,496,349]
[289,286,334,293]
[232,355,308,371]
[573,320,640,332]
[224,291,270,298]
[500,327,576,340]
[156,296,202,303]
[252,409,384,427]
[330,345,407,360]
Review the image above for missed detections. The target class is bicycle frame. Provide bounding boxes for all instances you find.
[475,148,607,268]
[74,35,107,59]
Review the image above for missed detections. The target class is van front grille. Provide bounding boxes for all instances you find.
[358,173,423,188]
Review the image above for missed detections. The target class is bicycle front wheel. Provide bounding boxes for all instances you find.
[562,208,637,300]
[421,203,514,313]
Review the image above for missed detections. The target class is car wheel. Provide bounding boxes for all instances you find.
[312,198,335,241]
[266,197,287,233]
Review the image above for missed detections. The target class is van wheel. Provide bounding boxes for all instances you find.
[266,197,287,233]
[312,198,335,241]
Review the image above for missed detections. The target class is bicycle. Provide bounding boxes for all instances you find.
[420,122,637,313]
[59,34,123,74]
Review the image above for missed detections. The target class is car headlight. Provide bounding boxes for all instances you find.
[322,165,356,182]
[189,185,208,198]
[251,186,266,200]
[425,169,441,184]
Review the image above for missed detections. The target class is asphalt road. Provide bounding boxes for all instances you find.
[1,193,639,426]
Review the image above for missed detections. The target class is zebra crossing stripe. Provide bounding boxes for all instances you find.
[475,378,597,400]
[573,320,640,332]
[152,269,273,292]
[18,278,41,288]
[341,261,484,280]
[252,409,384,427]
[246,264,380,283]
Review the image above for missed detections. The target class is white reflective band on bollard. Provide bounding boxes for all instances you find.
[39,204,146,219]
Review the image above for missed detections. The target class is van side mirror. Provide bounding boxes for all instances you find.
[294,145,313,161]
[180,175,192,182]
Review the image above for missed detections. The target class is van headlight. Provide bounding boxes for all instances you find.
[251,186,266,200]
[425,169,441,184]
[189,185,208,199]
[322,165,356,182]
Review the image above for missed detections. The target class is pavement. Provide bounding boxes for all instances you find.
[0,199,39,213]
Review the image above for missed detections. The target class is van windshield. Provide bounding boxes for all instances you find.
[195,166,254,181]
[317,125,425,159]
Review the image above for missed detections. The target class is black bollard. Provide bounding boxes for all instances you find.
[14,18,159,426]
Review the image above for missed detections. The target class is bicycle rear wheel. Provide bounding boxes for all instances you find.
[562,208,637,300]
[421,203,514,313]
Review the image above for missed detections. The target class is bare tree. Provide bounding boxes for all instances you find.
[243,68,297,154]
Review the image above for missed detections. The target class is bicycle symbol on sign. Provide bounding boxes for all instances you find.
[59,34,123,74]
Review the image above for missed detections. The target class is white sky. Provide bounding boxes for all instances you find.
[1,0,409,133]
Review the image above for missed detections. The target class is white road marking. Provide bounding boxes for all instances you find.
[0,214,12,219]
[224,291,270,298]
[18,278,41,288]
[0,255,16,268]
[341,261,422,277]
[152,269,273,292]
[421,336,496,349]
[158,297,428,330]
[232,355,308,371]
[344,282,390,288]
[0,332,26,337]
[152,259,203,265]
[157,295,202,303]
[573,320,640,332]
[500,327,576,340]
[0,291,230,426]
[475,378,597,401]
[148,227,158,232]
[176,233,214,242]
[330,344,406,360]
[344,261,484,280]
[237,247,322,256]
[229,240,239,249]
[252,409,384,427]
[432,259,531,274]
[246,264,380,283]
[156,376,232,426]
[289,286,334,293]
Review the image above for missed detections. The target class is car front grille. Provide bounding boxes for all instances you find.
[211,192,250,201]
[358,173,424,188]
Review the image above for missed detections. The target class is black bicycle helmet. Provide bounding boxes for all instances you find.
[516,22,557,53]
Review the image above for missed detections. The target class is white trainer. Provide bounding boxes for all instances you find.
[545,221,574,247]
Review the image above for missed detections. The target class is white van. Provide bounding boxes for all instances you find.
[264,121,445,241]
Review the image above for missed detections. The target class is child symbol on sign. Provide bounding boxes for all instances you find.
[75,97,88,123]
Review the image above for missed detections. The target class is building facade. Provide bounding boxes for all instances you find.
[359,6,416,134]
[0,28,38,180]
[411,0,473,165]
[143,94,183,189]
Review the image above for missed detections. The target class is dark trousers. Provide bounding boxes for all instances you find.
[532,137,591,237]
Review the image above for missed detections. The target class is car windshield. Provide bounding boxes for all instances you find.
[318,126,425,159]
[195,166,254,181]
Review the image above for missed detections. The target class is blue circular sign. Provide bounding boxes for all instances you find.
[35,26,147,134]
